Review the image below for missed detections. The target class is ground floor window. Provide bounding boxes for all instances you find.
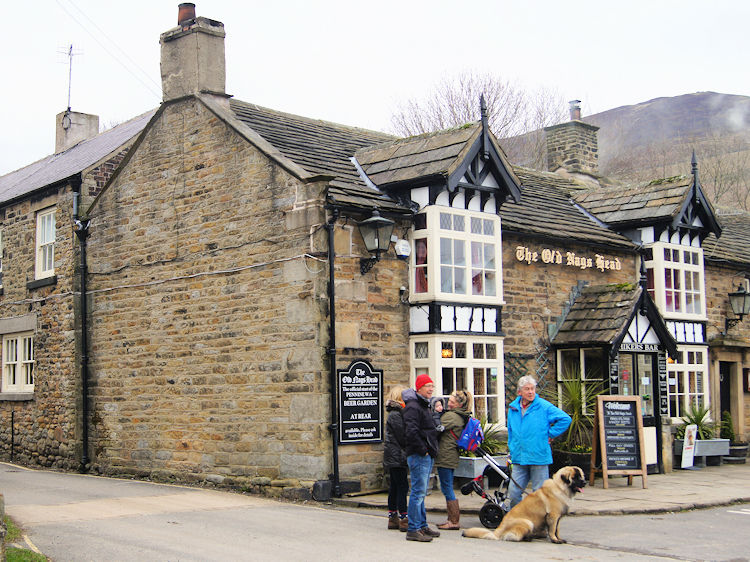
[411,335,504,424]
[667,346,708,418]
[556,348,607,415]
[2,332,34,393]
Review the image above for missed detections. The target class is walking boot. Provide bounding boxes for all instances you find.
[437,499,461,530]
[421,525,441,537]
[406,529,432,542]
[398,515,408,532]
[388,513,399,530]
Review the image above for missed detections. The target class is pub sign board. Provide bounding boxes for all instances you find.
[338,360,383,445]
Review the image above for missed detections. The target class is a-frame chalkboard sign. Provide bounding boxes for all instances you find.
[590,395,648,489]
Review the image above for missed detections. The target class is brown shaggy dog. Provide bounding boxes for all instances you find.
[462,466,586,543]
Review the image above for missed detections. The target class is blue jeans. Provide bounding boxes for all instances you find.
[508,464,549,507]
[437,467,456,501]
[407,454,434,531]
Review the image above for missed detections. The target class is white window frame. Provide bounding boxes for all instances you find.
[666,345,708,419]
[2,332,35,393]
[410,335,505,425]
[410,207,503,305]
[556,348,607,415]
[644,242,705,320]
[36,207,56,279]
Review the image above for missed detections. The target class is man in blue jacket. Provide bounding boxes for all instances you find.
[507,375,571,507]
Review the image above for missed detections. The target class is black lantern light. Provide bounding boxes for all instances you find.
[725,283,750,334]
[358,210,395,275]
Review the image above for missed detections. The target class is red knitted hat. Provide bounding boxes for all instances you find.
[415,374,434,391]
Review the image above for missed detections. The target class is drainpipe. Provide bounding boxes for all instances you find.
[326,208,342,497]
[72,183,91,471]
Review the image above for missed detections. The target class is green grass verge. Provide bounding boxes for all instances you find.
[4,515,47,561]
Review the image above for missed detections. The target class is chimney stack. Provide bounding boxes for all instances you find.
[55,109,99,153]
[569,99,582,121]
[544,99,600,180]
[160,3,227,102]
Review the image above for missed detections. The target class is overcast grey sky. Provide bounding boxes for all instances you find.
[1,0,748,175]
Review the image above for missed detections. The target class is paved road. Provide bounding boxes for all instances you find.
[1,462,745,561]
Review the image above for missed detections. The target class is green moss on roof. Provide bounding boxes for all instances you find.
[646,175,686,186]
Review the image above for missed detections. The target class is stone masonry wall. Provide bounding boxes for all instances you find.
[330,221,411,490]
[0,186,80,469]
[502,234,637,377]
[545,121,600,176]
[84,98,333,497]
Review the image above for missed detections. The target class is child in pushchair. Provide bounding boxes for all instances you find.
[460,445,512,528]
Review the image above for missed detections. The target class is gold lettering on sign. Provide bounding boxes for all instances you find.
[515,245,622,274]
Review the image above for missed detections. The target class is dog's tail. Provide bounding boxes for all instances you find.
[461,527,499,540]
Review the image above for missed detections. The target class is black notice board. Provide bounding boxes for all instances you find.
[337,360,383,444]
[591,395,648,489]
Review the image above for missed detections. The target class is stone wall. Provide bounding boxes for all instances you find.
[0,185,79,469]
[84,98,336,495]
[705,261,750,442]
[330,222,411,490]
[502,234,637,377]
[545,121,600,176]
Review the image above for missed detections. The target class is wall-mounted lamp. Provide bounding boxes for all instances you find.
[358,210,395,274]
[725,284,750,334]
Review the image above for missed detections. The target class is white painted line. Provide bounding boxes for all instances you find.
[726,509,750,515]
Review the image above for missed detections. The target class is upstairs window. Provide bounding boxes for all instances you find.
[644,242,704,319]
[411,207,502,305]
[36,208,56,279]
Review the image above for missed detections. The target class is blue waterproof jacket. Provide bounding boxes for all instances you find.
[507,395,571,465]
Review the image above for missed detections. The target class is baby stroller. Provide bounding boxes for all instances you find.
[460,446,512,528]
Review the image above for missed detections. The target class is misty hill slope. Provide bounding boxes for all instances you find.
[583,92,750,178]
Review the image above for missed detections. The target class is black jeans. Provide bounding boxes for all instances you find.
[388,466,408,513]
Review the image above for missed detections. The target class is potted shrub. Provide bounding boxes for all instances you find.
[545,374,604,481]
[674,403,730,464]
[721,410,748,462]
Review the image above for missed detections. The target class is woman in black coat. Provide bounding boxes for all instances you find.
[384,385,408,531]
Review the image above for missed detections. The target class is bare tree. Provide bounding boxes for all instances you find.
[390,71,567,166]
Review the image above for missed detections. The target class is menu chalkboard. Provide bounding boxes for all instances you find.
[591,395,648,489]
[602,400,641,470]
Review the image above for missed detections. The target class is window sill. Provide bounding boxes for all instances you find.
[27,275,57,290]
[0,392,34,401]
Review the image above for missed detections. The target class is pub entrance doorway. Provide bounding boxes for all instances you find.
[616,352,661,473]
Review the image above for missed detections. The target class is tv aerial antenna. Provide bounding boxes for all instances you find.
[58,44,82,128]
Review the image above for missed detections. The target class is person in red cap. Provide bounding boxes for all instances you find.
[402,373,440,542]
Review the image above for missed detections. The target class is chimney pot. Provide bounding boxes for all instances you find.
[569,99,582,121]
[178,3,196,26]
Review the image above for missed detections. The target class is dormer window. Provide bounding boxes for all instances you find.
[411,207,503,305]
[644,242,704,319]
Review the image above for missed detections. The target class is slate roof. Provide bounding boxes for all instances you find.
[0,110,155,205]
[704,211,750,268]
[499,167,636,249]
[571,176,692,227]
[228,99,408,214]
[553,283,643,346]
[355,123,479,186]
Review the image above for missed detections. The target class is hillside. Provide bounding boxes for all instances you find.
[503,92,750,210]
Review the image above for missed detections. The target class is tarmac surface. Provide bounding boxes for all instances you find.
[334,461,750,516]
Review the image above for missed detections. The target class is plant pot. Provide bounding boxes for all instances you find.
[729,442,749,458]
[551,449,592,481]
